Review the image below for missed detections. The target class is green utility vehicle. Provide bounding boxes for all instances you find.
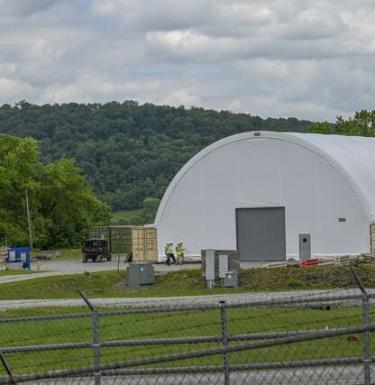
[81,238,112,263]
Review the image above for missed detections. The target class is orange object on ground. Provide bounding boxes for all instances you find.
[300,258,319,268]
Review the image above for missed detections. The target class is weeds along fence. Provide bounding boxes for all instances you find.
[0,269,375,384]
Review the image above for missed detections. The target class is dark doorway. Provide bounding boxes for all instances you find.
[236,207,286,262]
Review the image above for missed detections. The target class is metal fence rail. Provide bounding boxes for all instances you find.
[0,268,373,385]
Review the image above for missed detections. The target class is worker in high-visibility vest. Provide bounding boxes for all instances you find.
[165,242,176,265]
[176,242,185,265]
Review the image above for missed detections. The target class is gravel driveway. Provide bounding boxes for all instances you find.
[0,287,367,310]
[0,259,201,285]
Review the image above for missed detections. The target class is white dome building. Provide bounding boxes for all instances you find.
[155,131,375,261]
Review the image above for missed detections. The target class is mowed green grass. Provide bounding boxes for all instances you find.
[0,304,368,376]
[0,270,241,300]
[33,248,82,260]
[0,263,374,300]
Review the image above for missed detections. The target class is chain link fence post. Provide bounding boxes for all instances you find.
[0,351,16,384]
[351,267,371,385]
[78,289,101,385]
[92,310,101,385]
[219,300,230,385]
[362,291,371,385]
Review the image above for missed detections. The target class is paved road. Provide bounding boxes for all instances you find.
[38,258,203,274]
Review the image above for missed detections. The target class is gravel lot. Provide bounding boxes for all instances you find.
[38,258,202,274]
[0,259,201,285]
[0,287,367,310]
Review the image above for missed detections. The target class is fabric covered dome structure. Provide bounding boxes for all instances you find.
[155,131,375,261]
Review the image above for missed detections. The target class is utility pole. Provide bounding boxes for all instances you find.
[25,188,33,250]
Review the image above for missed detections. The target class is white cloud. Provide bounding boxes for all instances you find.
[284,8,346,40]
[0,0,374,121]
[160,88,202,107]
[0,77,36,100]
[0,0,63,17]
[146,30,245,61]
[91,0,218,32]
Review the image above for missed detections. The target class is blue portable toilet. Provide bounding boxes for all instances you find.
[7,247,31,270]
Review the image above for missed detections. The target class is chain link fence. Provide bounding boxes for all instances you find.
[0,268,374,384]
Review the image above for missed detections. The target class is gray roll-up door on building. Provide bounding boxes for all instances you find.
[236,207,286,262]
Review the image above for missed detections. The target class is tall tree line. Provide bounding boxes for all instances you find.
[0,101,311,211]
[309,110,375,136]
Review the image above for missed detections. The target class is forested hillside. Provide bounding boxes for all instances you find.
[0,101,312,210]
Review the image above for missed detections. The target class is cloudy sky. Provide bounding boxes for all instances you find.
[0,0,374,121]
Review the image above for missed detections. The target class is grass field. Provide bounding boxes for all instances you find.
[33,248,82,260]
[0,303,368,376]
[0,263,373,376]
[0,263,373,300]
[0,270,240,300]
[111,209,144,225]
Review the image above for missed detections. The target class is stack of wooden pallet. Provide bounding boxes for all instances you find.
[130,227,158,262]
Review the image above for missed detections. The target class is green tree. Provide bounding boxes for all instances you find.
[308,110,375,137]
[0,134,110,248]
[336,110,375,136]
[308,122,333,134]
[0,135,42,245]
[39,157,111,248]
[142,197,161,224]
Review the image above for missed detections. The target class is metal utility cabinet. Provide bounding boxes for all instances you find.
[126,263,155,288]
[201,250,240,279]
[201,249,239,288]
[219,254,229,279]
[299,234,311,259]
[224,271,238,288]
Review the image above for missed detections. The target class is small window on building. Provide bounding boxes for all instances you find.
[338,218,346,222]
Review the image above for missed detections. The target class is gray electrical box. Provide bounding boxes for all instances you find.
[126,263,155,288]
[201,249,240,289]
[201,250,239,278]
[224,271,238,288]
[205,250,216,281]
[299,234,311,259]
[218,254,229,278]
